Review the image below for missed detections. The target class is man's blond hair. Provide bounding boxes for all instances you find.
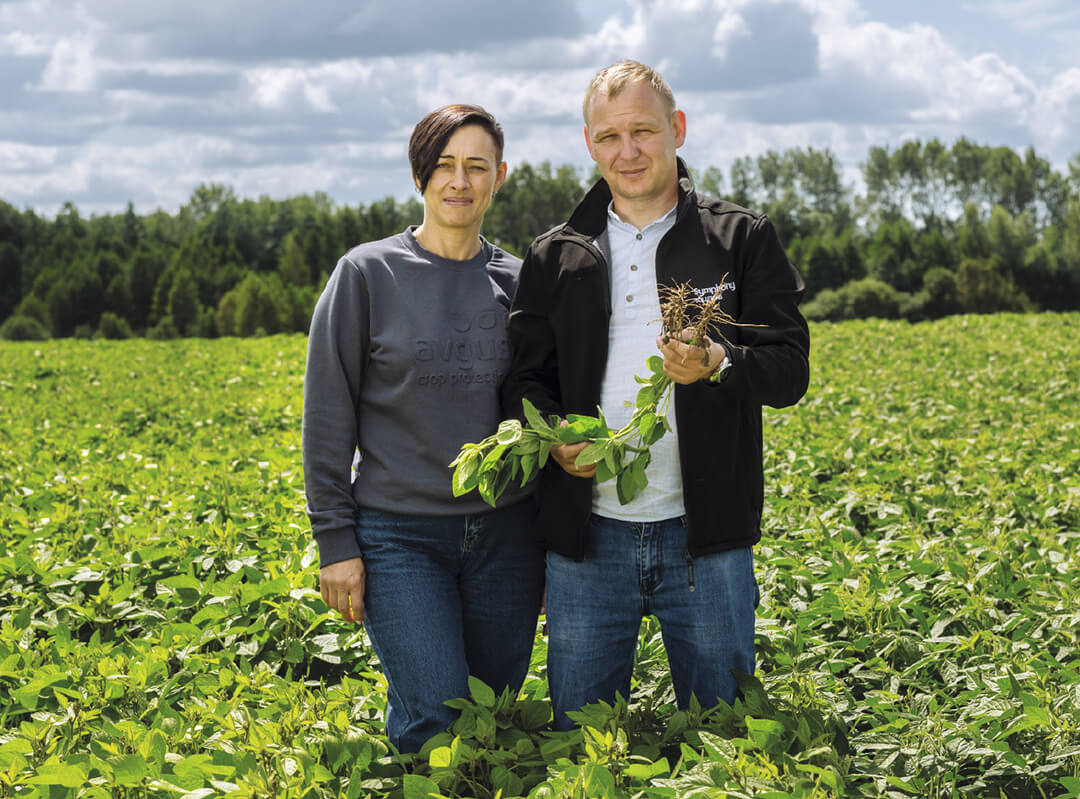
[582,60,676,125]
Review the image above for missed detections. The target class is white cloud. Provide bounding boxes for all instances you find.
[39,31,99,91]
[0,0,1078,217]
[1033,67,1080,144]
[979,0,1080,32]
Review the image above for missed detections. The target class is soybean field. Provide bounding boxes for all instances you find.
[1,313,1078,798]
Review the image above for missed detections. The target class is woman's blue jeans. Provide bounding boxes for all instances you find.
[353,498,543,753]
[545,514,758,731]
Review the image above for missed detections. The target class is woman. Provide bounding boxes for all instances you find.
[301,105,543,753]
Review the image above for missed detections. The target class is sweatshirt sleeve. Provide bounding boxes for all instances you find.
[713,215,810,408]
[302,257,370,567]
[500,243,565,420]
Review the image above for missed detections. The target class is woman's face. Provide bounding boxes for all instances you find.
[419,124,506,234]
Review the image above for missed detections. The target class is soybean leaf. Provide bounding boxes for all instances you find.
[495,419,523,444]
[478,470,496,507]
[520,453,537,485]
[538,439,552,469]
[616,467,635,505]
[493,457,515,501]
[604,442,621,474]
[575,441,610,467]
[521,397,551,433]
[451,452,481,497]
[639,411,656,442]
[480,442,509,470]
[595,459,615,483]
[469,676,496,708]
[556,421,597,443]
[564,413,609,438]
[403,775,441,799]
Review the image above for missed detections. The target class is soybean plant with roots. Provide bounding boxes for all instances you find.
[450,280,744,506]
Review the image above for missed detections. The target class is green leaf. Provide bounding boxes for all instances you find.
[561,414,608,440]
[616,467,635,505]
[451,451,481,497]
[575,440,610,467]
[428,746,452,768]
[403,774,443,799]
[646,355,665,374]
[14,671,70,708]
[745,716,786,752]
[495,419,523,444]
[491,765,524,797]
[469,676,496,708]
[480,442,509,470]
[110,754,147,786]
[493,457,515,502]
[160,575,201,592]
[521,397,551,433]
[604,442,620,474]
[1060,777,1080,796]
[636,385,658,410]
[595,459,615,483]
[538,439,552,468]
[26,763,88,787]
[520,453,538,486]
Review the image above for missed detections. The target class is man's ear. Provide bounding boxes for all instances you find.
[583,124,597,161]
[494,161,508,193]
[672,110,687,149]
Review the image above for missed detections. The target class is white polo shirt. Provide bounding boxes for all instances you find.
[593,203,686,521]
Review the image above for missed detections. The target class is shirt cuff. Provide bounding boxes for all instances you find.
[314,526,362,568]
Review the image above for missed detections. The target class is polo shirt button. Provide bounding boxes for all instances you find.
[626,295,633,302]
[636,233,643,240]
[630,264,638,271]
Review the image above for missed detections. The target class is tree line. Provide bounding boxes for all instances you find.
[1,137,1078,341]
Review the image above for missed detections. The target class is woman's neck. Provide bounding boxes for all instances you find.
[413,223,483,261]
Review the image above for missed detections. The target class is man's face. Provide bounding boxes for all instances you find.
[584,80,686,215]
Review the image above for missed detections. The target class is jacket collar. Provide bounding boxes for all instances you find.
[566,157,697,239]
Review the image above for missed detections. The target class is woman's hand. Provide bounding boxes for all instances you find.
[320,557,366,624]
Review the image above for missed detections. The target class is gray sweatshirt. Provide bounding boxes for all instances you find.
[302,229,527,567]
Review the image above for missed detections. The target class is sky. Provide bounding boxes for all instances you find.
[2,0,1079,218]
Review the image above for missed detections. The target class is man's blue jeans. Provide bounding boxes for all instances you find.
[353,498,543,753]
[545,514,758,731]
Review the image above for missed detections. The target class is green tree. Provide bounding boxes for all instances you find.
[278,232,311,286]
[955,258,1032,313]
[484,162,584,255]
[0,242,22,320]
[45,264,103,336]
[167,269,201,336]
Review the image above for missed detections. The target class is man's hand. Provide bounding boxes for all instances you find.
[657,328,727,385]
[320,556,366,624]
[551,420,597,478]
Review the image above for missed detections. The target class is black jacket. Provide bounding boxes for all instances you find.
[501,159,810,559]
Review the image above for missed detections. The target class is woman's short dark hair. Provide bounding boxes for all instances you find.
[409,104,504,193]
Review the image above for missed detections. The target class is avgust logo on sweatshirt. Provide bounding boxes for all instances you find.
[414,308,510,388]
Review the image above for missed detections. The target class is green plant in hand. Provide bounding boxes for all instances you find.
[450,281,738,506]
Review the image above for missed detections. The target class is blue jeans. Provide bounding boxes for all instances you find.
[545,514,758,731]
[353,498,543,753]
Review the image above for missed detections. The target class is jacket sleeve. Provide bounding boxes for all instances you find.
[715,215,810,408]
[500,243,564,420]
[301,257,370,567]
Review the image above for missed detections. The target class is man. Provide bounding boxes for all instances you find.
[501,60,810,730]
